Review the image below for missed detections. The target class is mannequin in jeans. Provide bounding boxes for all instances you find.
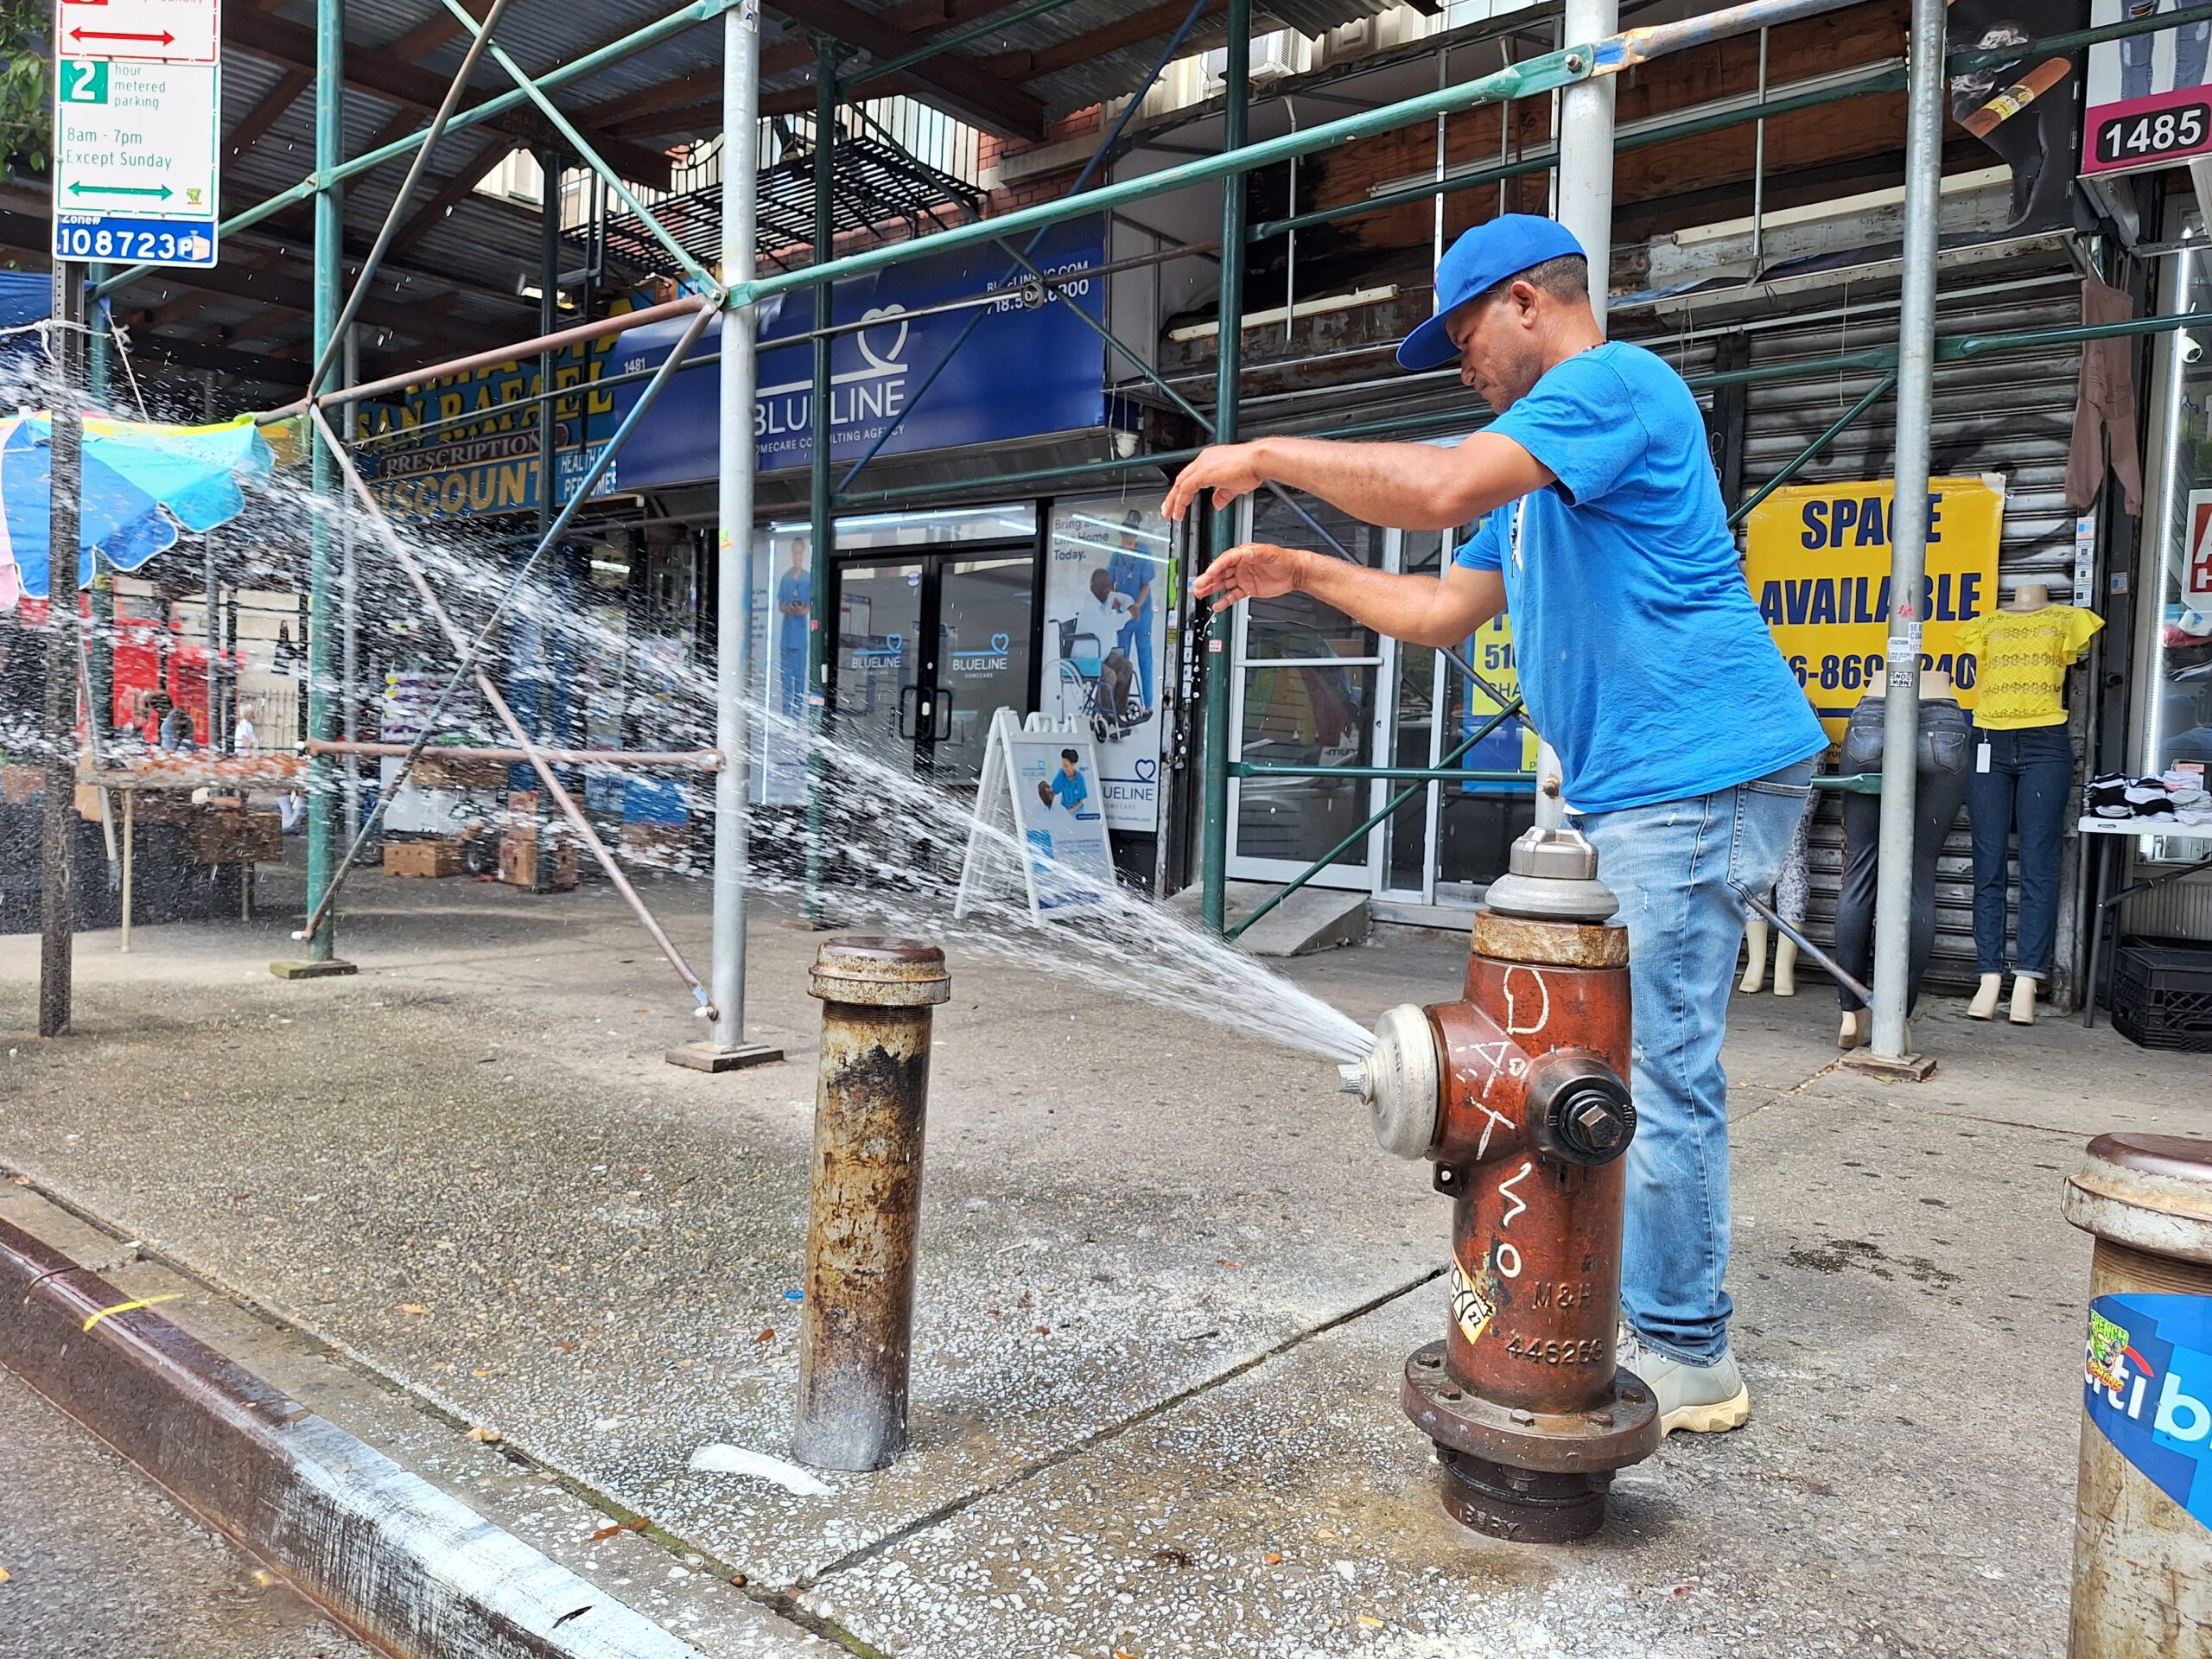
[1960,582,2101,1024]
[1833,670,1974,1049]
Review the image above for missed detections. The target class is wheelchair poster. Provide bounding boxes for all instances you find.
[1044,497,1171,832]
[955,711,1116,921]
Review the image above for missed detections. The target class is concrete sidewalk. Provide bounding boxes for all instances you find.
[2,866,2198,1658]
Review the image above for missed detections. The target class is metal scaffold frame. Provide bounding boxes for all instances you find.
[103,0,2202,1061]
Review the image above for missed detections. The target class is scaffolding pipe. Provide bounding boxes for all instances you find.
[1199,0,1249,937]
[708,0,769,1059]
[1535,0,1618,835]
[1868,0,1946,1065]
[724,0,1861,316]
[95,0,739,299]
[805,45,836,924]
[302,0,516,402]
[308,740,721,766]
[292,307,719,1002]
[268,295,712,418]
[301,0,345,968]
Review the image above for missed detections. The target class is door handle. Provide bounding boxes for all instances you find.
[932,686,955,741]
[898,683,920,740]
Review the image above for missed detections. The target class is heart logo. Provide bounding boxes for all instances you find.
[887,632,904,652]
[1134,759,1158,782]
[855,305,910,372]
[991,632,1009,652]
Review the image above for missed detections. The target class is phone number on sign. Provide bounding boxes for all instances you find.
[1786,652,1978,692]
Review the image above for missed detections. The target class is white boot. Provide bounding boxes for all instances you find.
[2010,975,2039,1026]
[1739,918,1769,994]
[1773,938,1799,998]
[1838,1008,1867,1050]
[1967,972,2003,1020]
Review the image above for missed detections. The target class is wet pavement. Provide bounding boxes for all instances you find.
[0,1367,365,1659]
[2,865,2195,1657]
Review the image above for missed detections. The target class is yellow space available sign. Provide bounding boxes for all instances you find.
[1744,474,2005,741]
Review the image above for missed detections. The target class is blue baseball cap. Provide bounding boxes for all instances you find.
[1395,215,1586,372]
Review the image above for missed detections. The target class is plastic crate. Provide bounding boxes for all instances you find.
[2111,940,2212,1053]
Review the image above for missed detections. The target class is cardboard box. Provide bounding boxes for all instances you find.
[505,791,540,842]
[413,753,509,791]
[499,834,576,890]
[620,823,692,865]
[383,838,467,878]
[186,808,283,865]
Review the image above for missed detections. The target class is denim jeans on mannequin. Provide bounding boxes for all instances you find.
[1969,725,2073,980]
[1832,696,1974,1015]
[2121,3,2210,102]
[1574,759,1815,1364]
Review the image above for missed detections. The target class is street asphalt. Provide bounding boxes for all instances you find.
[0,1366,365,1659]
[2,861,2200,1658]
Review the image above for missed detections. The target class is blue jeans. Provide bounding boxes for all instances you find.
[2121,4,2209,102]
[1117,606,1155,709]
[1968,725,2071,980]
[1574,760,1815,1364]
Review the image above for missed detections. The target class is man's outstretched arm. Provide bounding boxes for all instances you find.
[1193,544,1504,649]
[1162,432,1553,532]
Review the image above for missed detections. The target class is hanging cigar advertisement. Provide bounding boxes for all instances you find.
[1947,2,2084,223]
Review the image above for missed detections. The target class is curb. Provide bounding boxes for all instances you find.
[0,1213,720,1659]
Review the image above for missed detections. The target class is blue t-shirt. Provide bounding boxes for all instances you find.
[1454,341,1824,815]
[1048,766,1088,810]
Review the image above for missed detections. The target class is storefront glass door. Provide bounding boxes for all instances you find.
[830,550,1034,785]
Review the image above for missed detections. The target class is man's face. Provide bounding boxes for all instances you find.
[1445,283,1544,416]
[1090,569,1112,601]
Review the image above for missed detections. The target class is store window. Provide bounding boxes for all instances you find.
[1230,491,1383,877]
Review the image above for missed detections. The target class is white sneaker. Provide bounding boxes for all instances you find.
[1617,1328,1751,1437]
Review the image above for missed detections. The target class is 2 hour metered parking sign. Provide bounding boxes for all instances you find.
[51,0,220,269]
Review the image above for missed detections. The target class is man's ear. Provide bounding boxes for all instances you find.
[1510,280,1542,326]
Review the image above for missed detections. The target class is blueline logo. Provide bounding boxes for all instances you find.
[2082,1294,2212,1529]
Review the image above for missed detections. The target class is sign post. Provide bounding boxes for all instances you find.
[52,0,221,270]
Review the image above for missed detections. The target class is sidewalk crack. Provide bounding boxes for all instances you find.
[785,1264,1446,1601]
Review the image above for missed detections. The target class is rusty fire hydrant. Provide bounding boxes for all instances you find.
[1341,825,1659,1541]
[792,937,949,1473]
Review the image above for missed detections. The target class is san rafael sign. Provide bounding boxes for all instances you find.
[51,0,220,269]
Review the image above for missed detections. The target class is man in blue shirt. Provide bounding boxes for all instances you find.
[1166,215,1825,1440]
[775,541,810,719]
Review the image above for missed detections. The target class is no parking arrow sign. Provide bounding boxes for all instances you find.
[51,0,219,269]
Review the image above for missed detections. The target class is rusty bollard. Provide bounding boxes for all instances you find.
[2062,1133,2212,1656]
[792,938,950,1472]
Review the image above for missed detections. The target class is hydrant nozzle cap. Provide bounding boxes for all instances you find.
[1362,1004,1442,1161]
[1482,826,1619,923]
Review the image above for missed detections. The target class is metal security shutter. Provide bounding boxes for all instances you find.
[1738,252,2085,995]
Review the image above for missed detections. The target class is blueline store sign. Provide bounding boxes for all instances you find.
[607,217,1109,486]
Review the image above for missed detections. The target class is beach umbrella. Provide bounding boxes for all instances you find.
[0,411,275,612]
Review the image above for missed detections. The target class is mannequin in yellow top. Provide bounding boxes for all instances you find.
[1955,582,2102,1024]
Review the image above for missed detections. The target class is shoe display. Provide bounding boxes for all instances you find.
[1615,1329,1751,1437]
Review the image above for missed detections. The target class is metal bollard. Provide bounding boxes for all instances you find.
[1341,826,1657,1541]
[792,937,950,1472]
[2062,1133,2212,1656]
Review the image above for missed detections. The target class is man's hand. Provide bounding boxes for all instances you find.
[1192,543,1309,611]
[1162,441,1272,522]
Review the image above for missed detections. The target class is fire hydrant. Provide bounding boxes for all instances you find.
[1340,825,1659,1541]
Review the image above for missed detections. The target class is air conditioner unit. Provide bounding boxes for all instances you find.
[1201,31,1306,89]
